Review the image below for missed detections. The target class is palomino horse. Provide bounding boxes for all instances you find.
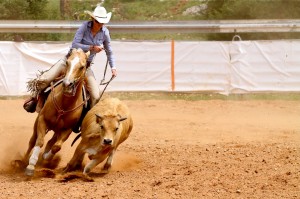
[23,48,90,176]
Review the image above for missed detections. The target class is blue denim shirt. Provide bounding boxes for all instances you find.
[71,21,115,69]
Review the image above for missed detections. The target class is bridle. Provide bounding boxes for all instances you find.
[50,53,90,123]
[63,54,87,97]
[62,74,85,97]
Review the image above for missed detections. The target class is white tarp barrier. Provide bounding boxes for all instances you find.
[174,41,230,94]
[0,40,299,96]
[105,41,171,91]
[0,41,70,95]
[229,40,300,93]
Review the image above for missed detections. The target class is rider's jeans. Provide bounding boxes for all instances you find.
[85,67,100,107]
[37,58,67,91]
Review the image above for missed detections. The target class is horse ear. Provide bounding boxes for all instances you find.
[86,51,90,58]
[95,113,103,123]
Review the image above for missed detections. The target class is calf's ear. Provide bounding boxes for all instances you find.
[117,114,127,122]
[119,117,127,122]
[95,113,103,123]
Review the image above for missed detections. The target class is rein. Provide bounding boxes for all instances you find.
[100,57,109,85]
[99,76,115,100]
[97,47,115,100]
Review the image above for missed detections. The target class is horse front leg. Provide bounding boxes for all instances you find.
[42,134,58,160]
[43,129,72,160]
[23,118,38,163]
[25,116,47,176]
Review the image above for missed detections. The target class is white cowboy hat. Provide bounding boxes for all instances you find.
[85,6,112,24]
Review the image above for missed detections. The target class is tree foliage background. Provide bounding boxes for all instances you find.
[0,0,300,41]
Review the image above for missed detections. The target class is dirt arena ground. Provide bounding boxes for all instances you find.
[0,97,299,199]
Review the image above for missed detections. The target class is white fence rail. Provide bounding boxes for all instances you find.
[1,20,300,33]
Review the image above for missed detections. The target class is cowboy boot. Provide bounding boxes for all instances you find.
[23,96,38,113]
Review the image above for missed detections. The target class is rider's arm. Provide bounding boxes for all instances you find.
[71,22,91,52]
[103,28,116,70]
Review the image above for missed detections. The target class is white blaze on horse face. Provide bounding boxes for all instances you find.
[66,56,80,80]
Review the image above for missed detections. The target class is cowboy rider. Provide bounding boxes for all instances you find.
[24,5,116,112]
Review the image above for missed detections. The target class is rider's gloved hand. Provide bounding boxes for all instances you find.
[90,45,104,53]
[112,69,117,77]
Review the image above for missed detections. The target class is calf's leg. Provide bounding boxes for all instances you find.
[63,142,86,172]
[102,149,116,173]
[83,158,103,174]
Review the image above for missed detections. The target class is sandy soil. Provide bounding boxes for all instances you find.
[0,98,299,199]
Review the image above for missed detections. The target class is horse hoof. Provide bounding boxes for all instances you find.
[25,165,35,176]
[62,163,71,173]
[100,169,109,174]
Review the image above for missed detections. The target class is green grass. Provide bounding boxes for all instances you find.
[103,0,202,21]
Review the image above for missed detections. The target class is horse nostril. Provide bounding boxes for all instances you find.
[103,139,112,145]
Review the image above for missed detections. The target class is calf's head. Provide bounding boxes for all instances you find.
[95,113,127,146]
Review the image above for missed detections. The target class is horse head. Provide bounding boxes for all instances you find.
[63,48,90,96]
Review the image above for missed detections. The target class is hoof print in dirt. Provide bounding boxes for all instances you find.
[36,168,56,178]
[57,172,94,182]
[11,160,27,172]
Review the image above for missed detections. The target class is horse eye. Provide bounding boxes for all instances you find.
[100,125,104,129]
[115,127,119,131]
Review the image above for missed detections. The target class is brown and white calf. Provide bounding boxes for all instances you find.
[64,97,133,174]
